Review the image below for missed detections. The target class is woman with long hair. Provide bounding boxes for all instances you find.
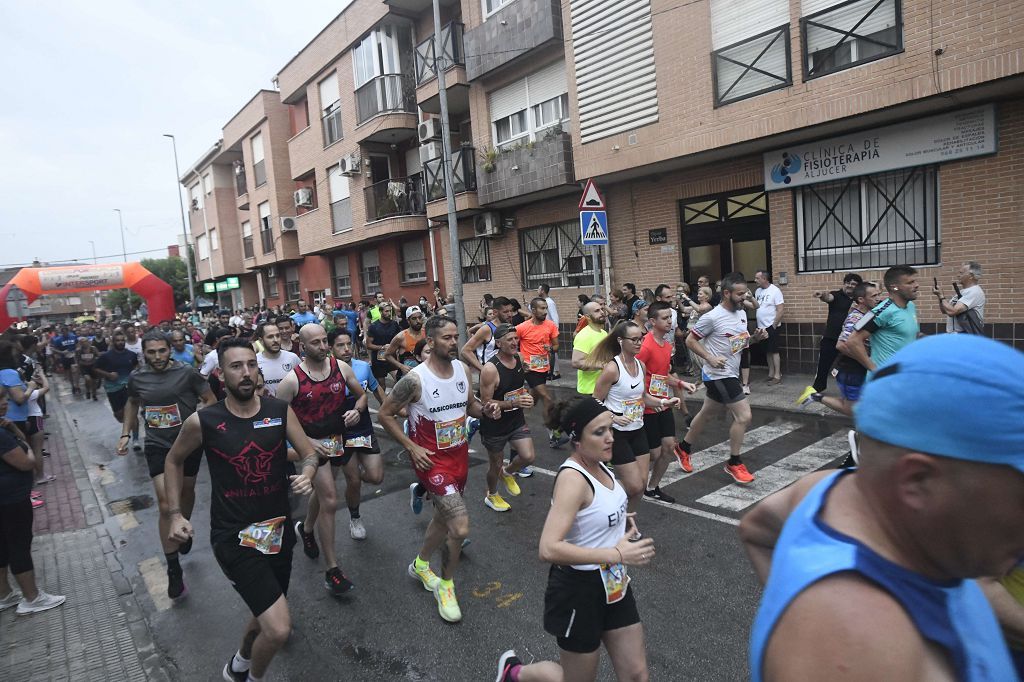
[686,287,714,389]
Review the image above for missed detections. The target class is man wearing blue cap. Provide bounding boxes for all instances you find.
[740,334,1024,681]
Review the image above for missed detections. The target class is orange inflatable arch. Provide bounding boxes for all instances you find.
[0,263,175,331]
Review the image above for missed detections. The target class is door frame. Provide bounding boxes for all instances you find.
[679,187,772,285]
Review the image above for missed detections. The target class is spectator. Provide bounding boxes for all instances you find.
[754,270,785,385]
[607,290,629,327]
[934,261,986,334]
[621,283,639,312]
[810,273,863,393]
[444,293,457,318]
[684,286,713,387]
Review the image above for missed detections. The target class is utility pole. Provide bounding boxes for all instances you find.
[433,0,467,347]
[163,134,198,320]
[113,209,132,318]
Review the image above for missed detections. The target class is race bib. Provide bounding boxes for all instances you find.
[434,417,467,449]
[599,562,630,604]
[649,374,671,398]
[320,435,345,457]
[376,349,388,361]
[622,397,643,423]
[238,516,286,555]
[528,354,549,372]
[344,435,372,449]
[729,331,750,355]
[144,404,182,429]
[403,358,418,368]
[503,386,530,409]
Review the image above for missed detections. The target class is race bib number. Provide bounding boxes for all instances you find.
[320,435,345,457]
[528,354,549,372]
[503,386,530,409]
[238,516,286,555]
[599,562,630,604]
[344,435,372,449]
[729,331,751,355]
[144,404,182,429]
[649,374,671,398]
[434,417,467,449]
[622,398,643,424]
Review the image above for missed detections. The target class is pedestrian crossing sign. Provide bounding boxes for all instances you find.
[580,210,608,245]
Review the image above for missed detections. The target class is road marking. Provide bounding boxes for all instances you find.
[116,511,139,531]
[659,420,803,488]
[696,431,849,512]
[138,557,173,611]
[528,465,740,526]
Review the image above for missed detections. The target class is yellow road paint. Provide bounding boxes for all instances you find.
[138,557,173,611]
[472,581,502,598]
[496,593,523,608]
[116,511,138,531]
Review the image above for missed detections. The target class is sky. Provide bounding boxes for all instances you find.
[0,1,351,269]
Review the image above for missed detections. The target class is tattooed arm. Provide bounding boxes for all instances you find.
[378,372,434,471]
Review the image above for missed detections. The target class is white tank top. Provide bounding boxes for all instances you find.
[603,356,645,432]
[257,350,301,397]
[559,459,628,571]
[407,360,471,457]
[476,321,499,365]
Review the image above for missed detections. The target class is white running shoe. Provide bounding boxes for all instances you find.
[0,590,22,611]
[349,518,367,540]
[16,591,66,616]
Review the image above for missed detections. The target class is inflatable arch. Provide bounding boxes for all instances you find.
[0,263,175,330]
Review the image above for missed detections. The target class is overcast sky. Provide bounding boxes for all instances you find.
[0,1,350,269]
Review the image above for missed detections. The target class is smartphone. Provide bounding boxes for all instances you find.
[933,277,938,289]
[953,282,962,298]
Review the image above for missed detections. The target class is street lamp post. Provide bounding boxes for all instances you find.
[163,134,198,319]
[113,209,132,318]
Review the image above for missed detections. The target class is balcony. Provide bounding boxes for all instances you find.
[383,0,459,13]
[242,235,254,260]
[353,74,418,144]
[260,228,275,255]
[464,0,562,81]
[477,128,575,206]
[235,169,249,210]
[363,173,426,222]
[415,24,470,116]
[424,146,480,221]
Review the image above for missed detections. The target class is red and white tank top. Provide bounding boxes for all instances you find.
[408,361,470,457]
[290,356,347,438]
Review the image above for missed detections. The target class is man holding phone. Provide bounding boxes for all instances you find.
[933,261,986,334]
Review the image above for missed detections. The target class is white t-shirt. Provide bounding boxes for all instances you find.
[946,284,986,333]
[691,305,750,381]
[200,350,220,378]
[545,296,560,326]
[755,284,784,328]
[257,350,301,397]
[124,337,143,358]
[229,315,244,328]
[27,389,43,418]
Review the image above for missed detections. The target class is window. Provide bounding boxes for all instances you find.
[266,266,278,298]
[285,266,301,301]
[796,165,938,272]
[67,296,82,306]
[197,234,210,260]
[251,132,266,187]
[400,240,427,283]
[202,172,213,195]
[352,24,414,124]
[460,238,491,283]
[209,228,219,251]
[329,166,353,233]
[484,0,517,16]
[489,60,569,149]
[241,221,254,259]
[360,248,381,294]
[319,73,343,146]
[189,183,203,211]
[710,0,790,106]
[258,201,274,254]
[289,98,310,136]
[801,0,902,79]
[520,222,603,289]
[333,255,352,298]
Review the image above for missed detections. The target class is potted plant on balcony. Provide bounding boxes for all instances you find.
[479,146,498,173]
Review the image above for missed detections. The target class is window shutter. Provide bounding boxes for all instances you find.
[489,78,528,122]
[251,133,264,163]
[802,0,898,53]
[528,60,568,105]
[319,73,340,111]
[711,0,788,49]
[328,166,350,201]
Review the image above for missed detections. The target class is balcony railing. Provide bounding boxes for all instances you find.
[253,160,267,188]
[363,173,426,221]
[415,23,466,85]
[331,197,353,233]
[235,169,247,197]
[424,146,477,202]
[260,229,274,254]
[355,74,415,125]
[242,235,254,259]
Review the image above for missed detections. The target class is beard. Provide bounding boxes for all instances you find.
[227,381,256,402]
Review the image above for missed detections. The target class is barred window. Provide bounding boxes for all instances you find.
[400,240,427,283]
[520,222,603,289]
[460,238,491,283]
[796,165,939,272]
[332,255,351,298]
[712,25,791,107]
[801,0,902,80]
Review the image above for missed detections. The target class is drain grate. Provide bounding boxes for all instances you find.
[107,495,154,515]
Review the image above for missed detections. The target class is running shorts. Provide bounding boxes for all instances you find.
[740,348,751,369]
[525,371,548,388]
[145,445,203,479]
[642,410,676,450]
[213,535,294,617]
[59,356,74,370]
[705,377,745,405]
[25,416,44,438]
[481,424,531,455]
[107,387,130,413]
[612,427,648,465]
[543,564,640,654]
[836,370,865,402]
[415,450,469,498]
[328,434,382,467]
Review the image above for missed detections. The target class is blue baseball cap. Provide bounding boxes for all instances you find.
[855,334,1024,473]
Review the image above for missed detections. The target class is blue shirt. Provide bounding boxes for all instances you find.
[170,344,196,366]
[0,369,29,422]
[344,359,378,438]
[750,471,1014,681]
[861,299,919,371]
[341,309,360,333]
[291,311,318,328]
[51,333,78,354]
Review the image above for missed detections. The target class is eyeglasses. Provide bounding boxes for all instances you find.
[622,336,643,343]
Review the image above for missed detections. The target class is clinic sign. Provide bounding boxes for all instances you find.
[763,104,997,190]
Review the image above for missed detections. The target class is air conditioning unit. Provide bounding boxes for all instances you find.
[293,188,314,208]
[280,216,298,232]
[339,154,361,176]
[419,141,444,163]
[474,212,502,238]
[418,117,442,143]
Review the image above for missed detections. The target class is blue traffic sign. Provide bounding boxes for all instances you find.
[580,210,608,245]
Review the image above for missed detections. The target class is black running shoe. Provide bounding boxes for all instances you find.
[222,658,247,682]
[324,567,354,596]
[644,487,676,504]
[167,567,187,600]
[496,650,522,682]
[295,521,319,559]
[178,536,193,555]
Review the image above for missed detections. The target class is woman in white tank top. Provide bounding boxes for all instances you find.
[494,398,657,682]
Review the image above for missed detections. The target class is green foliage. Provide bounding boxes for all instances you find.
[103,251,198,314]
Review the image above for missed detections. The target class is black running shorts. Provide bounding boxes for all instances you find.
[107,387,129,413]
[213,538,294,617]
[705,377,746,405]
[611,427,648,465]
[642,410,675,450]
[543,564,640,654]
[146,446,203,479]
[525,371,548,388]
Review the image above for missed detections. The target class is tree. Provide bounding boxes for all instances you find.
[103,250,198,315]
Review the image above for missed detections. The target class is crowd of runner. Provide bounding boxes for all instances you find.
[0,261,1020,682]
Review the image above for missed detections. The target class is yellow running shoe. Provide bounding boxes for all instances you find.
[408,561,440,592]
[795,385,817,406]
[499,469,521,496]
[435,582,462,622]
[484,492,511,512]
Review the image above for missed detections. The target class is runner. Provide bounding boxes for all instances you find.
[495,398,655,682]
[116,331,215,599]
[275,324,366,596]
[169,330,198,367]
[571,302,609,397]
[843,264,921,375]
[461,296,515,375]
[254,323,300,398]
[50,325,79,393]
[740,334,1023,681]
[516,297,568,449]
[162,337,319,682]
[478,324,535,513]
[123,323,144,358]
[383,306,426,377]
[95,330,141,449]
[682,272,768,485]
[74,336,99,401]
[537,283,561,379]
[378,315,492,623]
[364,302,400,388]
[592,321,681,512]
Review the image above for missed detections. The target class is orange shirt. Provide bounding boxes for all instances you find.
[515,320,559,374]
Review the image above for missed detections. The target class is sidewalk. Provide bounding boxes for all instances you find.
[0,391,170,682]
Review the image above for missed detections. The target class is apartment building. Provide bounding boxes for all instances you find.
[183,0,1024,372]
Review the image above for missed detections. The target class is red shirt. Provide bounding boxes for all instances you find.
[636,332,674,414]
[515,319,558,374]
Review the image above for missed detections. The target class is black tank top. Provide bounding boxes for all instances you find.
[480,354,526,436]
[198,397,295,546]
[290,357,347,438]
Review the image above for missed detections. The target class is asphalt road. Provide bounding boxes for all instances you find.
[59,380,851,681]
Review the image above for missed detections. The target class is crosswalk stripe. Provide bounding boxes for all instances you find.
[659,420,803,489]
[695,431,850,512]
